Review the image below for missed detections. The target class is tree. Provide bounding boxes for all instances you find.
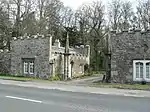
[76,4,90,45]
[59,6,77,43]
[88,1,106,71]
[108,0,122,30]
[60,6,75,28]
[10,0,22,36]
[136,0,150,30]
[0,1,11,50]
[44,0,63,36]
[76,0,106,71]
[36,0,48,34]
[120,1,133,30]
[9,0,35,36]
[21,12,38,35]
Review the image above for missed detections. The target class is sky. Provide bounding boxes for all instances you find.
[61,0,90,9]
[61,0,137,10]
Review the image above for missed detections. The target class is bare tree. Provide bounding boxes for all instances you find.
[77,0,106,72]
[44,0,63,35]
[36,0,47,34]
[76,4,91,45]
[108,0,122,30]
[137,0,150,30]
[60,6,75,28]
[120,1,133,30]
[8,0,35,36]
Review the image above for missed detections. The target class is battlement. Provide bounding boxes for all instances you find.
[110,28,150,35]
[52,39,90,57]
[0,49,10,53]
[12,34,52,41]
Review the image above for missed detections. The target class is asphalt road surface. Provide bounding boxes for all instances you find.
[0,84,150,112]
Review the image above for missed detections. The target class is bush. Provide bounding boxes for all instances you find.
[141,81,146,85]
[49,75,61,81]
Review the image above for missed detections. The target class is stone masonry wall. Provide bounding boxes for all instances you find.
[9,35,90,78]
[10,35,51,78]
[111,29,150,83]
[51,41,90,77]
[52,53,88,77]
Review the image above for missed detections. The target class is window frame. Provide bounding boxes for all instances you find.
[133,60,150,82]
[24,62,28,74]
[29,62,34,74]
[22,58,35,75]
[146,62,150,79]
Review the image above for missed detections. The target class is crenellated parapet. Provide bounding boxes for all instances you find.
[12,34,51,41]
[52,39,90,58]
[0,49,10,53]
[110,28,150,35]
[52,51,88,58]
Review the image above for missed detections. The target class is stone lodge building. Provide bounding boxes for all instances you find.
[110,29,150,83]
[0,34,90,79]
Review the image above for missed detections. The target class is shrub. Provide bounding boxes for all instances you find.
[49,75,61,81]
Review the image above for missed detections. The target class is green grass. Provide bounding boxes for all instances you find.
[92,82,150,91]
[0,75,42,81]
[0,74,62,82]
[48,75,62,81]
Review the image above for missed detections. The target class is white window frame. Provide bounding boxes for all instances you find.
[29,62,34,74]
[146,62,150,80]
[23,60,35,75]
[24,62,28,74]
[133,60,150,82]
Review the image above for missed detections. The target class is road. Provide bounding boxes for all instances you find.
[66,76,102,86]
[0,84,150,112]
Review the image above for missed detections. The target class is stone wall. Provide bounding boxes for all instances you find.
[10,35,51,78]
[0,50,11,74]
[111,29,150,83]
[7,34,90,79]
[52,53,89,77]
[51,40,90,77]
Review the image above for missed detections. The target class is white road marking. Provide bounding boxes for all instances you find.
[5,96,42,103]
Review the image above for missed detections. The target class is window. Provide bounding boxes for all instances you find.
[135,62,143,78]
[146,63,150,79]
[23,59,35,75]
[29,62,34,74]
[24,62,28,74]
[133,60,150,82]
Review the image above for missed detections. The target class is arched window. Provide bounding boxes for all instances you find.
[146,63,150,79]
[135,62,143,78]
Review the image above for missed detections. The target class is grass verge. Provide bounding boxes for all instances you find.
[0,74,62,82]
[0,75,41,82]
[91,82,150,91]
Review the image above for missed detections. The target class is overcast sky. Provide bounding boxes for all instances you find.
[61,0,137,10]
[61,0,92,9]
